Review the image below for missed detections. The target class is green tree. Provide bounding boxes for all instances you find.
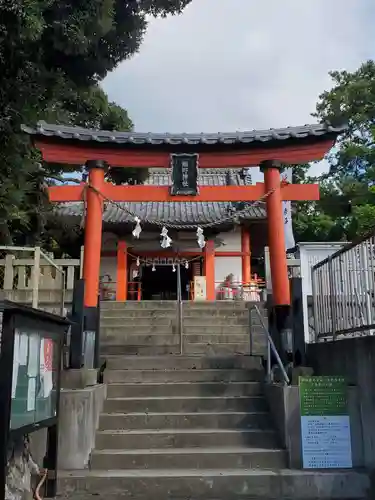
[0,0,192,245]
[293,61,375,242]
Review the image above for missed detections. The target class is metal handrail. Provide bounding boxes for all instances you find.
[176,264,183,354]
[252,304,290,384]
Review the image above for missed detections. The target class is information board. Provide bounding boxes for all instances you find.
[299,376,352,469]
[10,329,58,430]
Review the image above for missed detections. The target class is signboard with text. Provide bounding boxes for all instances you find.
[194,276,207,301]
[299,376,352,469]
[170,153,198,195]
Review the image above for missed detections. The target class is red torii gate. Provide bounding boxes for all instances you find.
[23,122,344,312]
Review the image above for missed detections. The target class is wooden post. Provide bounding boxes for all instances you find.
[261,160,290,306]
[79,245,84,279]
[241,226,251,285]
[116,241,128,301]
[32,246,41,309]
[82,160,107,308]
[3,254,15,290]
[204,240,215,301]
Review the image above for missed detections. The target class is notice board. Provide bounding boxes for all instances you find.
[299,376,352,469]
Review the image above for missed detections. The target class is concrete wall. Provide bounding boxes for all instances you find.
[264,384,302,468]
[308,336,375,468]
[30,384,107,470]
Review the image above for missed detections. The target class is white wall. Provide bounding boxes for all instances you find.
[100,257,117,283]
[297,242,346,296]
[214,257,242,286]
[214,230,242,286]
[298,243,346,343]
[216,229,242,251]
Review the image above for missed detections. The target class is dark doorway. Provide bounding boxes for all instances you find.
[141,264,192,300]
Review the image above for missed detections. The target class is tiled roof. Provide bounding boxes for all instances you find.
[57,169,266,225]
[22,121,347,147]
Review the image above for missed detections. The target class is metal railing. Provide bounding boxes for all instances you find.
[189,277,266,301]
[252,304,290,384]
[312,233,375,341]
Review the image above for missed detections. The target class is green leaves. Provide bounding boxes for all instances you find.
[0,0,191,247]
[294,60,375,242]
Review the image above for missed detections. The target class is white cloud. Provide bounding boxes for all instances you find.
[103,0,374,137]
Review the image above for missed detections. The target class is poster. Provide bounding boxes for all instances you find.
[27,334,40,377]
[11,332,20,399]
[27,377,36,412]
[299,376,352,469]
[194,276,207,301]
[19,334,28,365]
[40,338,54,398]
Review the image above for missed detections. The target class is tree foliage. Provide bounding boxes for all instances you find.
[294,60,375,242]
[0,0,192,245]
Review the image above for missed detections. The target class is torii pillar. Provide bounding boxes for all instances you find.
[82,160,107,315]
[260,159,292,360]
[261,159,290,306]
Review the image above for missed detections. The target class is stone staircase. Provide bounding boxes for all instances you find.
[99,300,267,357]
[57,301,370,499]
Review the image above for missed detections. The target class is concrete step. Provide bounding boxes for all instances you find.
[103,369,262,383]
[182,316,249,326]
[182,326,249,335]
[95,428,279,450]
[90,447,286,470]
[106,381,263,398]
[183,342,251,355]
[101,343,265,356]
[182,301,249,309]
[101,301,177,310]
[57,469,370,499]
[182,334,249,344]
[103,395,268,413]
[104,355,262,371]
[100,308,177,321]
[182,310,249,318]
[98,411,272,430]
[101,345,180,355]
[101,317,174,327]
[101,332,180,345]
[102,328,254,338]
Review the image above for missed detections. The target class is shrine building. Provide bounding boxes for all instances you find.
[22,121,344,308]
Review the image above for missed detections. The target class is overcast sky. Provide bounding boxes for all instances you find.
[103,0,375,177]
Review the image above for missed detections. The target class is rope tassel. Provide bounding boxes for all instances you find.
[196,226,206,249]
[160,226,172,248]
[132,216,142,238]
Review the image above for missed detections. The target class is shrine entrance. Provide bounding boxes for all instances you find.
[140,262,192,301]
[23,121,344,333]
